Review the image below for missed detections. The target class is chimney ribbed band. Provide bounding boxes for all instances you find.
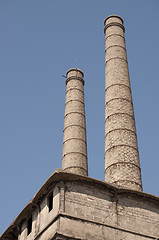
[66,76,85,85]
[104,22,125,33]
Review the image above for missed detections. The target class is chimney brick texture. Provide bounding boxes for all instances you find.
[62,68,88,176]
[104,15,143,191]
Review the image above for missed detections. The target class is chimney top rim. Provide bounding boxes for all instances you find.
[104,15,124,25]
[66,68,84,78]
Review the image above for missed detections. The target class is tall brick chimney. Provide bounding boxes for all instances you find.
[104,15,143,191]
[62,68,88,176]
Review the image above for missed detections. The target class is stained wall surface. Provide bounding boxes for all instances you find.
[62,180,159,240]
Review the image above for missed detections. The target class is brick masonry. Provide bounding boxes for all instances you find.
[1,15,159,240]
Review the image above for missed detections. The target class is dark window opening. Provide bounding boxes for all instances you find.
[27,215,32,235]
[48,191,53,212]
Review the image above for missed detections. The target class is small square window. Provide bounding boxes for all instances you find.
[48,191,53,212]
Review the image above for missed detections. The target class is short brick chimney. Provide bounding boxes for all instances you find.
[62,68,88,176]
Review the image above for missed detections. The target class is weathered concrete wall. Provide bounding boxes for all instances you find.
[1,172,159,240]
[104,15,143,191]
[62,68,88,176]
[60,180,159,239]
[117,193,159,237]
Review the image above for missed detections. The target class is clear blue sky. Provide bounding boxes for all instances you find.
[1,0,159,235]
